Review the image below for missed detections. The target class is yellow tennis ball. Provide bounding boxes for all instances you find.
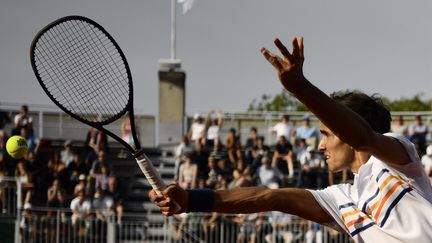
[6,135,28,159]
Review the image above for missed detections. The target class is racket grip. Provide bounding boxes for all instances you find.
[134,150,166,196]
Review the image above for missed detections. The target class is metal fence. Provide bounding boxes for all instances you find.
[0,177,353,243]
[16,209,352,243]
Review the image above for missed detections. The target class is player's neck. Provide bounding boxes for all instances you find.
[350,152,370,173]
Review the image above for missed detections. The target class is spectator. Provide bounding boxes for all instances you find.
[245,127,259,164]
[178,153,198,189]
[70,189,91,226]
[206,156,221,189]
[67,153,89,191]
[90,150,109,176]
[250,136,270,175]
[84,127,108,162]
[272,135,295,178]
[94,163,111,191]
[120,117,136,146]
[60,140,74,168]
[271,115,295,145]
[245,127,259,149]
[391,115,408,137]
[19,127,39,156]
[296,146,324,188]
[74,174,89,196]
[295,114,320,149]
[92,186,114,222]
[15,161,33,204]
[421,145,432,184]
[118,117,139,158]
[173,135,194,180]
[255,156,282,188]
[46,178,66,209]
[204,110,223,151]
[13,105,33,136]
[194,142,210,180]
[188,113,206,148]
[408,115,429,155]
[104,176,124,224]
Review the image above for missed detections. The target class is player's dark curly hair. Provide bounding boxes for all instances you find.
[330,91,391,134]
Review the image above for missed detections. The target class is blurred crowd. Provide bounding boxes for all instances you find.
[1,105,432,229]
[0,105,124,226]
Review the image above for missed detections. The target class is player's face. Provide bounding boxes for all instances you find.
[318,123,355,172]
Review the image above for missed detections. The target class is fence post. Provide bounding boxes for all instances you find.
[56,210,60,243]
[14,180,22,243]
[107,214,115,243]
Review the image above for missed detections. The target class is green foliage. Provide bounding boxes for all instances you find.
[384,94,431,111]
[247,90,431,112]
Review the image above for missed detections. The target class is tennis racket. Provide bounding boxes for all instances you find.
[30,16,166,195]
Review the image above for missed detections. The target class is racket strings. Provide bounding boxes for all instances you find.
[33,19,130,123]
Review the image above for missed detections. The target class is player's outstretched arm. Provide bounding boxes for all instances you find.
[261,37,410,165]
[149,185,333,224]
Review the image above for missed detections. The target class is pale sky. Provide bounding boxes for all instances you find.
[1,0,431,115]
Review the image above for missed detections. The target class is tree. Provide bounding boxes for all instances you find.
[248,90,431,112]
[247,90,300,112]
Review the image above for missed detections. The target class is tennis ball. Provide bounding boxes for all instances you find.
[6,135,28,159]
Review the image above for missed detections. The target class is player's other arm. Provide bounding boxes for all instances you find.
[261,37,410,165]
[150,185,333,225]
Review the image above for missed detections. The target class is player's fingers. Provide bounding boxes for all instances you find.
[274,38,293,62]
[298,36,304,60]
[292,37,301,59]
[261,47,283,70]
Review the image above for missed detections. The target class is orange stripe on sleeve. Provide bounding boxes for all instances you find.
[374,181,403,220]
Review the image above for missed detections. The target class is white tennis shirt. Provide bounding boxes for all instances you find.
[309,133,432,242]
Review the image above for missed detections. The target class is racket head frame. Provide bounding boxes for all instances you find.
[30,15,141,153]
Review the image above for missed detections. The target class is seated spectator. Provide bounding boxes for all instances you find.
[204,110,223,151]
[224,128,239,163]
[13,105,33,136]
[94,163,111,191]
[250,136,270,175]
[245,127,259,164]
[74,174,89,196]
[19,127,39,156]
[47,178,66,208]
[188,113,206,149]
[391,115,408,137]
[295,114,320,149]
[296,146,324,188]
[255,156,283,188]
[60,140,74,168]
[228,169,250,189]
[104,176,124,224]
[409,115,429,155]
[92,186,114,222]
[178,153,198,189]
[206,156,221,189]
[15,161,33,204]
[70,189,91,226]
[173,135,194,180]
[272,135,295,178]
[90,150,110,176]
[421,145,432,184]
[84,126,108,163]
[271,115,295,145]
[194,142,210,181]
[67,153,88,192]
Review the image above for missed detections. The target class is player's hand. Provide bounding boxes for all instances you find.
[261,37,305,92]
[149,183,189,216]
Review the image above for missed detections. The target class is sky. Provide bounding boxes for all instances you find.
[1,0,432,116]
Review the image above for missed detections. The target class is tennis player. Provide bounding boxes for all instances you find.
[150,37,432,242]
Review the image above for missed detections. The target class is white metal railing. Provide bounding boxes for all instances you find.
[15,209,353,243]
[1,177,352,243]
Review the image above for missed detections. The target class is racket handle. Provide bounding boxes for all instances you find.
[134,150,166,196]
